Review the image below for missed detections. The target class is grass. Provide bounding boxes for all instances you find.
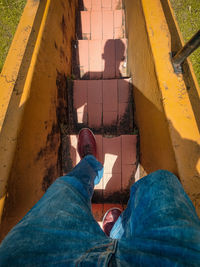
[170,0,200,85]
[0,0,26,72]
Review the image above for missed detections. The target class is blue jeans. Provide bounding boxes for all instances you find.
[0,155,200,266]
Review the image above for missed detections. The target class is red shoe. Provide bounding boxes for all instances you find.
[78,128,97,159]
[102,208,122,237]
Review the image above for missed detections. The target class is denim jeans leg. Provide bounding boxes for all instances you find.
[0,156,117,266]
[110,170,200,266]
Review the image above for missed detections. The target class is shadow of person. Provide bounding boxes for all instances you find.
[80,39,127,80]
[71,39,135,203]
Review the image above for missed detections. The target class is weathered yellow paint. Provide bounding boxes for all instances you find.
[0,0,42,212]
[0,0,199,242]
[19,0,51,108]
[160,0,200,129]
[0,0,77,241]
[0,0,40,130]
[0,195,6,221]
[125,0,200,215]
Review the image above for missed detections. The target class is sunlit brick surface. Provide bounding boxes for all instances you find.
[70,0,137,220]
[73,79,131,127]
[80,0,123,11]
[78,10,125,40]
[69,135,137,197]
[73,39,127,79]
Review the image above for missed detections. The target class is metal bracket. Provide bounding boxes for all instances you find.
[171,52,183,74]
[171,30,200,74]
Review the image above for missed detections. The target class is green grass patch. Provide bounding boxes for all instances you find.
[170,0,200,85]
[0,0,27,72]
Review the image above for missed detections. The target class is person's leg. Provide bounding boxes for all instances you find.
[0,157,116,266]
[110,170,200,265]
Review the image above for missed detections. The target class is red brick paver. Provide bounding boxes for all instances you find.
[102,39,115,78]
[91,11,102,39]
[114,9,125,39]
[71,0,136,211]
[118,78,130,103]
[102,11,114,39]
[73,79,131,126]
[122,164,137,190]
[88,80,102,127]
[68,135,137,197]
[112,0,122,10]
[82,0,92,10]
[103,80,117,112]
[102,0,112,10]
[122,135,137,165]
[73,39,127,79]
[81,0,123,11]
[116,38,127,77]
[89,40,102,78]
[79,40,89,78]
[92,0,102,10]
[103,80,118,125]
[74,80,88,124]
[81,11,91,39]
[79,9,125,40]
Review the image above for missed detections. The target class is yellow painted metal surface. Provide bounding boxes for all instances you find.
[0,0,199,242]
[0,0,41,219]
[0,0,77,241]
[125,0,200,215]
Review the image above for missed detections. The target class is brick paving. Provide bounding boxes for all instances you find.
[69,0,138,222]
[78,10,125,40]
[73,79,131,127]
[80,0,123,11]
[70,135,137,194]
[72,39,128,79]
